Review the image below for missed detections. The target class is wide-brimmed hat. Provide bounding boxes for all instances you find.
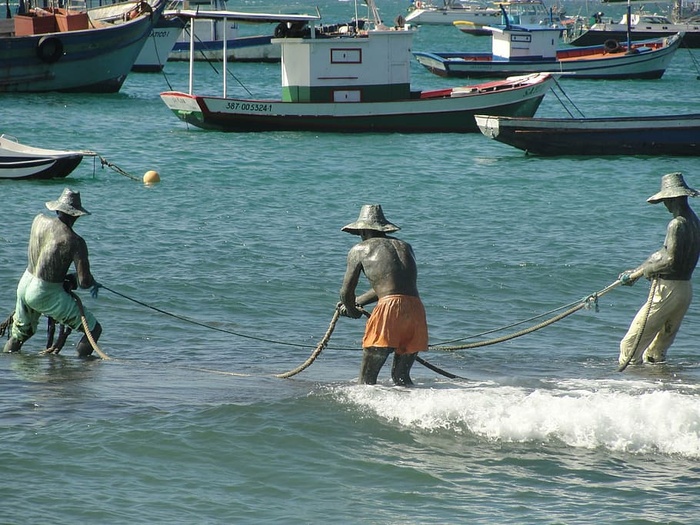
[647,172,699,204]
[341,204,400,235]
[45,188,91,216]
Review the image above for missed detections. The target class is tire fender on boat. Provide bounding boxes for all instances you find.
[603,39,621,53]
[36,36,64,63]
[274,22,287,37]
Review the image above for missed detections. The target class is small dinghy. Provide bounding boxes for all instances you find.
[0,134,86,180]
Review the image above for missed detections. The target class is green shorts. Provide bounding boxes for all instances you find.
[10,270,97,342]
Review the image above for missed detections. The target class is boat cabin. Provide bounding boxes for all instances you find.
[273,28,413,103]
[488,24,561,60]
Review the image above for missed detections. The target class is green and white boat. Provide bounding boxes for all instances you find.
[160,0,554,133]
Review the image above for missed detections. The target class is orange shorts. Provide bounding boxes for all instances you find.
[362,294,428,355]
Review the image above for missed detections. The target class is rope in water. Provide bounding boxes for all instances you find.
[3,278,640,375]
[101,285,463,379]
[96,156,141,181]
[431,279,625,352]
[276,310,341,378]
[100,284,310,348]
[99,281,634,377]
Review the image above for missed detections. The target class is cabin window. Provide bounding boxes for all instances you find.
[510,34,532,43]
[331,48,362,64]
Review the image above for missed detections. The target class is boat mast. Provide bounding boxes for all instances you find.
[625,0,631,51]
[672,0,682,21]
[363,0,384,27]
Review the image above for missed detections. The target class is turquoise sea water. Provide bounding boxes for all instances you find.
[2,1,700,523]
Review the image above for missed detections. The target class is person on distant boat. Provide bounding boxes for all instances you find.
[337,204,428,385]
[3,188,102,357]
[618,172,700,366]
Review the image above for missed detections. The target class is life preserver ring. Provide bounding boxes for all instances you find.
[415,1,422,8]
[36,36,63,64]
[604,39,621,53]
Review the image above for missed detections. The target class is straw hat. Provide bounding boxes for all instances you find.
[341,204,400,235]
[647,172,699,204]
[45,188,91,216]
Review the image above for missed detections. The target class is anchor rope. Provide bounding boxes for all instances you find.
[96,156,141,181]
[72,150,142,182]
[686,46,700,79]
[550,77,586,118]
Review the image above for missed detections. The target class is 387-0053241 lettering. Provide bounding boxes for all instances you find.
[224,102,272,112]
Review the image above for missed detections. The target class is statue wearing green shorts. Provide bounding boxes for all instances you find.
[4,188,102,357]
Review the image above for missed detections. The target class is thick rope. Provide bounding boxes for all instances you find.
[276,310,341,378]
[432,279,624,352]
[618,278,658,372]
[69,291,111,360]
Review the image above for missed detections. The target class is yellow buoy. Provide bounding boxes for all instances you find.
[143,170,160,184]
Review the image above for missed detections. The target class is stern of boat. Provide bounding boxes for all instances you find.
[160,91,205,125]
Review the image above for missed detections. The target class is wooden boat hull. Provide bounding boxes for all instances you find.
[161,73,554,133]
[414,33,682,79]
[0,135,84,179]
[475,113,700,156]
[0,0,164,92]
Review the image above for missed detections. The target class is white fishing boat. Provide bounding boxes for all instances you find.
[160,1,555,133]
[132,12,185,72]
[132,0,287,71]
[569,12,700,48]
[406,0,568,30]
[405,0,500,26]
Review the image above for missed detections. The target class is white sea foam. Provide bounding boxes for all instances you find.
[333,380,700,458]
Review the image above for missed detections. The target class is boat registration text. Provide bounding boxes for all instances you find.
[225,102,272,112]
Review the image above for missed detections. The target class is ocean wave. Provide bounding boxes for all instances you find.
[332,379,700,458]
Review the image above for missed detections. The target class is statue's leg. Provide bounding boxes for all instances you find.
[391,352,417,386]
[359,347,392,384]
